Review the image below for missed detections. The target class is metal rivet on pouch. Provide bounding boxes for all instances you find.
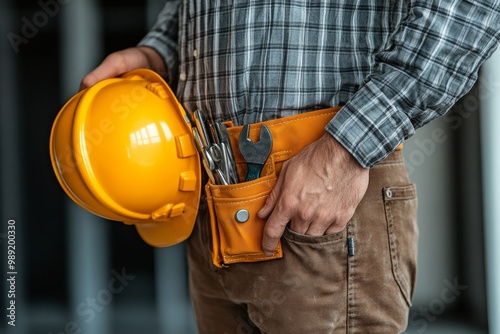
[235,209,250,223]
[385,189,393,198]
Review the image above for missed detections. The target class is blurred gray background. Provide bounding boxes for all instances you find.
[1,1,499,333]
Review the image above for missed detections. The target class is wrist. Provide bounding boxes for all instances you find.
[320,133,367,170]
[138,46,167,73]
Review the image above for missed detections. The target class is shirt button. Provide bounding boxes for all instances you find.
[193,49,199,58]
[179,72,187,81]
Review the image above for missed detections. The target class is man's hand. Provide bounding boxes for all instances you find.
[80,46,166,90]
[257,133,369,255]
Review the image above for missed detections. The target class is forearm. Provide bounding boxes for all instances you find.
[328,0,500,168]
[137,0,181,86]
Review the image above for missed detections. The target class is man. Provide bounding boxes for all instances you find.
[81,1,500,333]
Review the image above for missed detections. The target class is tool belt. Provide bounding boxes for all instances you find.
[205,107,341,268]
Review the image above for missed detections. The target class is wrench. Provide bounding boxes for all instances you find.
[238,124,273,182]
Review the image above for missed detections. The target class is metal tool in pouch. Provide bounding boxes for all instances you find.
[192,110,273,185]
[192,110,239,185]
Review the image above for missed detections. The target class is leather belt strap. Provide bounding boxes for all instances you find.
[224,107,401,174]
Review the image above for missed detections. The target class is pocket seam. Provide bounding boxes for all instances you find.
[383,184,417,307]
[283,226,347,245]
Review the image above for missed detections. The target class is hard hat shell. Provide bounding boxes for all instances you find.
[50,69,201,247]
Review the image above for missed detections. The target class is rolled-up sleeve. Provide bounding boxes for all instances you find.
[138,0,181,84]
[327,0,500,168]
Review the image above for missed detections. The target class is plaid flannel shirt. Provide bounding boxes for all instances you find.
[139,0,500,168]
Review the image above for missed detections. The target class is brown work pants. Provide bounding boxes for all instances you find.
[187,150,418,334]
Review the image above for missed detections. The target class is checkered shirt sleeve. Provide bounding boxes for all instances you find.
[139,0,500,168]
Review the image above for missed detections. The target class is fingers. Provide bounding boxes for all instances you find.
[257,165,286,219]
[324,223,347,235]
[79,46,166,91]
[262,208,290,256]
[258,167,286,255]
[258,134,370,256]
[288,205,315,235]
[79,52,128,90]
[79,67,118,90]
[262,198,350,255]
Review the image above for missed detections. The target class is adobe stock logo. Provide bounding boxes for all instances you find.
[7,0,72,54]
[47,267,135,334]
[408,277,468,333]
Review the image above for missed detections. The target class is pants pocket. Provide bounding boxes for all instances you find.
[205,168,283,268]
[383,183,418,306]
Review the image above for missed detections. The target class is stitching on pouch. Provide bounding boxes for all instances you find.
[224,255,279,263]
[265,112,336,129]
[214,194,269,205]
[223,245,282,263]
[211,179,274,195]
[273,150,293,161]
[228,111,336,139]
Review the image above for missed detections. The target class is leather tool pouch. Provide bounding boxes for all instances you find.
[205,107,341,268]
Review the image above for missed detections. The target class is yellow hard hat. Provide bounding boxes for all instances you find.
[50,68,201,247]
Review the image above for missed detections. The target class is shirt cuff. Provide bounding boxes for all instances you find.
[325,80,415,168]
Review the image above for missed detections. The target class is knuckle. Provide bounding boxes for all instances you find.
[336,212,353,227]
[80,73,97,89]
[296,208,313,222]
[106,51,125,64]
[343,208,356,222]
[105,52,129,73]
[317,208,331,220]
[277,195,298,214]
[264,227,282,241]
